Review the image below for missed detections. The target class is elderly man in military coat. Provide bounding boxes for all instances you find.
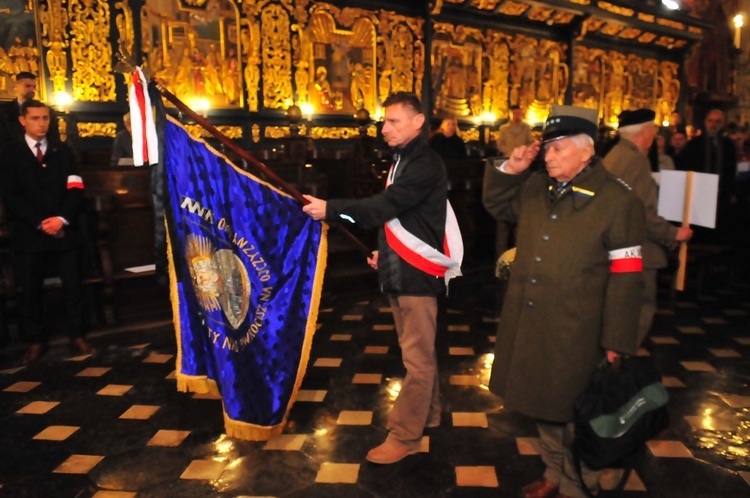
[604,109,692,346]
[483,106,646,498]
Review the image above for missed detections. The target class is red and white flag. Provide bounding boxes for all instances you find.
[129,67,159,166]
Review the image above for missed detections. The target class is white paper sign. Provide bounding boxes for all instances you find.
[657,170,719,229]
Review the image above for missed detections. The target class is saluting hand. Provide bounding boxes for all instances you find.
[504,140,541,175]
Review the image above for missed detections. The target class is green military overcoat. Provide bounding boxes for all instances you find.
[603,137,678,269]
[482,158,645,422]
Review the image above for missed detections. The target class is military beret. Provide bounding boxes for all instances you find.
[542,105,598,143]
[618,109,656,127]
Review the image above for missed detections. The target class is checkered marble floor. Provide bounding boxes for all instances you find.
[1,270,749,497]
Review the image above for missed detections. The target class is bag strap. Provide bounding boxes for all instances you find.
[572,440,631,498]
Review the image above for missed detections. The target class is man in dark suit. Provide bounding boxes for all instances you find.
[0,100,93,364]
[677,109,737,242]
[0,72,60,147]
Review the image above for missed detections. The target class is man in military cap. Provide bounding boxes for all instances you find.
[483,105,646,498]
[604,108,692,346]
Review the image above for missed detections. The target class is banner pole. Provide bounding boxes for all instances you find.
[675,171,694,291]
[154,81,373,258]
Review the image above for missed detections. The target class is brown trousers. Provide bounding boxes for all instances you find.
[385,295,441,450]
[537,421,601,498]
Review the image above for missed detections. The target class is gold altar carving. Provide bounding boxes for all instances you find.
[378,11,424,102]
[77,122,117,138]
[485,31,512,119]
[39,0,69,94]
[527,7,555,23]
[0,3,42,101]
[497,2,529,16]
[304,5,378,114]
[115,0,134,64]
[69,0,115,102]
[261,4,294,109]
[432,23,484,117]
[184,123,242,140]
[251,123,260,142]
[143,0,243,108]
[508,35,568,123]
[472,0,503,10]
[572,46,679,126]
[598,2,634,17]
[241,19,261,111]
[308,126,376,139]
[638,13,655,23]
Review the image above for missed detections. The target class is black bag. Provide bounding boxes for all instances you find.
[573,357,669,496]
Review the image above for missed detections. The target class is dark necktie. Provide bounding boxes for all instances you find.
[35,142,44,163]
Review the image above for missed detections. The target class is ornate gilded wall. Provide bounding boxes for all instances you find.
[572,46,680,127]
[0,0,693,143]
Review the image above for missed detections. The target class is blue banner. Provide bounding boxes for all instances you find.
[163,117,327,440]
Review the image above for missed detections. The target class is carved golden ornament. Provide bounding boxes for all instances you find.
[655,36,676,48]
[600,22,625,36]
[69,0,115,102]
[77,122,117,138]
[583,18,605,32]
[552,13,576,24]
[308,126,375,139]
[619,28,642,40]
[431,0,444,15]
[39,0,69,94]
[471,0,503,10]
[183,124,242,140]
[432,24,484,117]
[489,130,499,144]
[527,7,555,23]
[598,2,634,17]
[58,117,67,141]
[242,20,261,112]
[688,26,702,34]
[673,40,687,48]
[656,61,679,126]
[183,0,208,7]
[484,32,511,119]
[565,0,590,4]
[378,12,423,101]
[656,19,684,30]
[637,13,655,23]
[115,0,134,69]
[508,36,568,120]
[445,0,464,3]
[305,6,378,114]
[261,4,294,109]
[251,123,260,143]
[497,1,529,16]
[638,32,658,43]
[264,126,290,139]
[457,128,479,142]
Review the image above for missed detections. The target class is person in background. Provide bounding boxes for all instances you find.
[666,125,688,167]
[483,105,645,498]
[604,108,692,346]
[655,135,675,171]
[0,71,60,147]
[494,106,533,258]
[678,109,737,242]
[429,116,466,160]
[110,112,133,166]
[0,100,94,364]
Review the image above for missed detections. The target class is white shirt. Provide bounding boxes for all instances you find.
[24,134,47,157]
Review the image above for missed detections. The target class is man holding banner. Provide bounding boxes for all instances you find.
[303,92,462,465]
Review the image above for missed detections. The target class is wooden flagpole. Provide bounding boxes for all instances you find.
[153,81,374,258]
[675,171,694,291]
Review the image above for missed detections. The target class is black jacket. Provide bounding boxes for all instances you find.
[0,139,84,252]
[327,134,448,296]
[677,133,737,211]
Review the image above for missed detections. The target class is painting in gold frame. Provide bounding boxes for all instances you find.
[305,10,376,115]
[0,0,45,101]
[142,0,243,108]
[431,33,483,118]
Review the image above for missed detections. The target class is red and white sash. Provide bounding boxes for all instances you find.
[129,67,159,167]
[384,161,463,283]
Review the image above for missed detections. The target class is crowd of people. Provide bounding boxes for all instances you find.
[1,69,746,497]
